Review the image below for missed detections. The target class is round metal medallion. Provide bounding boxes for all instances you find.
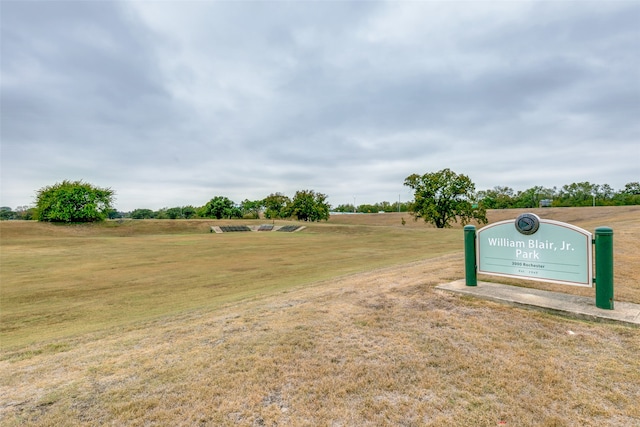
[515,213,540,235]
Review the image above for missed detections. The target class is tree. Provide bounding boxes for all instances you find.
[614,182,640,205]
[240,199,263,219]
[263,193,291,219]
[513,186,556,208]
[334,203,356,213]
[14,205,35,220]
[557,182,598,206]
[621,182,640,195]
[599,184,616,204]
[0,207,15,220]
[404,168,487,228]
[182,205,197,219]
[478,186,515,209]
[358,203,379,213]
[35,180,114,223]
[107,209,123,219]
[130,208,155,219]
[285,190,330,222]
[164,207,185,219]
[201,196,241,219]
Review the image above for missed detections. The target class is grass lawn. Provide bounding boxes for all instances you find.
[1,218,462,349]
[1,206,639,426]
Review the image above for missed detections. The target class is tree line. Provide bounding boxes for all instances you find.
[0,181,331,223]
[127,191,330,222]
[333,201,412,214]
[1,176,638,225]
[333,181,640,216]
[477,182,640,209]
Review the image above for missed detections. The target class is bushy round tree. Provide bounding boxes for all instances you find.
[285,190,330,222]
[262,193,291,219]
[404,168,487,228]
[35,180,115,223]
[200,196,241,219]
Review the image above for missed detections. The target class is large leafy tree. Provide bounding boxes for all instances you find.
[404,168,487,228]
[35,180,114,223]
[200,196,241,219]
[262,193,291,219]
[285,190,330,222]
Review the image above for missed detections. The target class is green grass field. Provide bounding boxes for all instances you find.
[1,207,639,426]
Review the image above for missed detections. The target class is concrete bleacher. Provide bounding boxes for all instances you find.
[275,225,301,232]
[210,224,305,233]
[219,225,252,232]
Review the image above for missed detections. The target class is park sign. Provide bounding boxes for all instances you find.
[476,213,593,287]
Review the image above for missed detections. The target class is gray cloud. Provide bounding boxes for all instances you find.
[1,1,638,211]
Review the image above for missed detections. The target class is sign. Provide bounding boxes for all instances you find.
[477,213,593,287]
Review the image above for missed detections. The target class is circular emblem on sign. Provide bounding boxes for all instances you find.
[515,213,540,235]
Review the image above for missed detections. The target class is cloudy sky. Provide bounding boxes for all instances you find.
[2,1,638,211]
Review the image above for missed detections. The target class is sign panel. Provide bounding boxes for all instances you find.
[477,214,593,287]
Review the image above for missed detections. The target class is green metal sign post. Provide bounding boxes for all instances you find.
[595,227,614,310]
[464,225,477,286]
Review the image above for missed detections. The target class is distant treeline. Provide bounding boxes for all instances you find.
[333,201,411,213]
[332,181,640,213]
[2,181,638,221]
[475,181,640,210]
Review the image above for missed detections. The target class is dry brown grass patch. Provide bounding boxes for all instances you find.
[1,207,639,425]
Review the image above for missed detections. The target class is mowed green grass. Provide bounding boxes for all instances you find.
[1,219,459,348]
